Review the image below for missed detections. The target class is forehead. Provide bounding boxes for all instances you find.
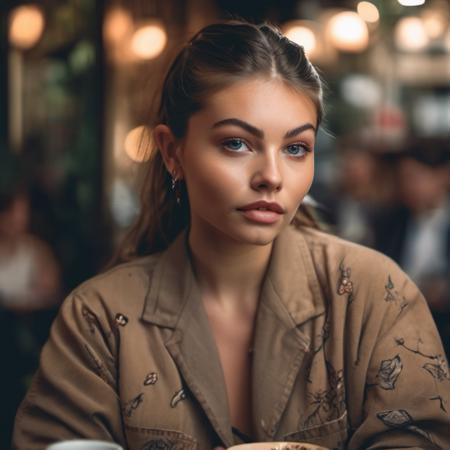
[192,77,318,130]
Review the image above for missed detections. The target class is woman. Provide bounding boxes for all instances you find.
[13,21,450,450]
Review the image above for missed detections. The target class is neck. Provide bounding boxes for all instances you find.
[188,227,273,311]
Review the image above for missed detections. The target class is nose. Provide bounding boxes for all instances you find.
[250,151,282,193]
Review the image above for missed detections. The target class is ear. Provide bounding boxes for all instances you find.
[153,124,184,179]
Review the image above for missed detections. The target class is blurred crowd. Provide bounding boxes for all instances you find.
[321,138,450,352]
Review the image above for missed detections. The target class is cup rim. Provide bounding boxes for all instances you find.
[227,442,328,450]
[46,440,123,450]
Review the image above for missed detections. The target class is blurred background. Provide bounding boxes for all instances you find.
[1,0,449,445]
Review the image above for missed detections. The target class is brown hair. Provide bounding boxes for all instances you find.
[116,20,324,262]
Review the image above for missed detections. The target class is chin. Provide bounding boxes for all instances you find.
[231,225,285,246]
[249,236,277,246]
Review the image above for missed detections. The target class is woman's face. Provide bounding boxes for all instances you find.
[176,77,317,247]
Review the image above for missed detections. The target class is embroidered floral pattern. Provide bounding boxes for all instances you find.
[337,262,353,303]
[170,388,187,408]
[395,337,450,382]
[306,316,331,383]
[377,409,412,427]
[144,372,159,386]
[122,393,144,417]
[377,409,441,449]
[83,344,112,386]
[430,395,448,413]
[384,276,395,302]
[376,355,403,390]
[384,275,408,316]
[81,307,97,334]
[115,313,129,327]
[303,362,345,428]
[424,355,450,382]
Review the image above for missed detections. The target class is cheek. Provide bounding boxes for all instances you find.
[305,159,315,190]
[184,159,244,206]
[289,159,315,200]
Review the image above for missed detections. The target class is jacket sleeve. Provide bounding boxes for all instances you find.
[347,260,450,450]
[12,292,126,450]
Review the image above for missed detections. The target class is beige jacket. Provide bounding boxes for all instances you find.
[13,225,450,450]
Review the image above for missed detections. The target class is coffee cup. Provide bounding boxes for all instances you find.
[46,440,123,450]
[228,442,329,450]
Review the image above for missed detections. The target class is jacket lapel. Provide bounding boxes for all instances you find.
[252,225,325,440]
[141,225,325,445]
[141,231,234,447]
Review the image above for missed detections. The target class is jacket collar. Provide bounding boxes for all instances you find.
[141,230,195,328]
[259,223,325,327]
[141,224,325,330]
[141,225,326,445]
[142,230,235,445]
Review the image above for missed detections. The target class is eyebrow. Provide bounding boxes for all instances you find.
[211,118,316,139]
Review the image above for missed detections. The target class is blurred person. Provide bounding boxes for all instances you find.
[333,144,388,246]
[374,144,450,352]
[0,177,61,449]
[379,146,449,308]
[13,21,450,450]
[321,141,398,251]
[0,188,61,312]
[400,147,450,345]
[399,152,449,282]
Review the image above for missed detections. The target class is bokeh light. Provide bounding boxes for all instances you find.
[445,28,450,51]
[397,0,426,6]
[131,22,167,60]
[341,75,382,109]
[103,7,133,45]
[357,2,380,23]
[395,16,429,51]
[124,126,153,163]
[284,24,317,57]
[422,10,447,39]
[9,5,45,50]
[326,11,369,52]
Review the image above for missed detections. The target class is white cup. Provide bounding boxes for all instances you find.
[46,440,123,450]
[228,443,329,450]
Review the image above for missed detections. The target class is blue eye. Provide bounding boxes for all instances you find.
[285,143,310,157]
[223,138,248,152]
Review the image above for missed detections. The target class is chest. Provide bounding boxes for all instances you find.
[205,305,256,437]
[115,304,350,450]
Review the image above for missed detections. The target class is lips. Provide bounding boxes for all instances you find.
[238,201,285,214]
[237,201,285,225]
